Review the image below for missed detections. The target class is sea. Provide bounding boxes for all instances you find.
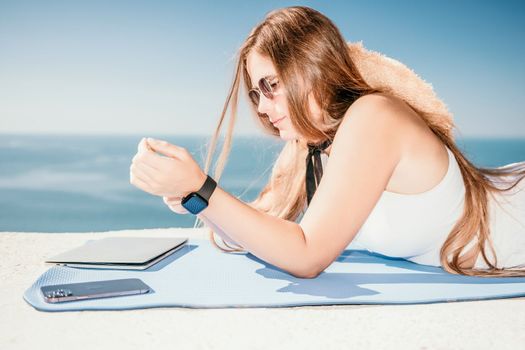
[1,134,524,233]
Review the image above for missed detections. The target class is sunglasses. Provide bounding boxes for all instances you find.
[248,76,279,107]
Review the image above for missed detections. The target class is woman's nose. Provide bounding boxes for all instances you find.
[257,94,274,114]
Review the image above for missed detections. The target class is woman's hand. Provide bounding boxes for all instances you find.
[162,196,190,215]
[129,137,207,199]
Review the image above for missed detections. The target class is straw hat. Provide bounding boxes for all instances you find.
[347,41,455,139]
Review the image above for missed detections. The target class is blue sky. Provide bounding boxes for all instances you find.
[0,0,524,137]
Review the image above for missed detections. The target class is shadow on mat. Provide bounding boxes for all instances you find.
[145,244,198,272]
[243,249,525,299]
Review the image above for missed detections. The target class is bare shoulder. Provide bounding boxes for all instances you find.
[331,91,448,193]
[333,92,415,151]
[338,91,432,147]
[341,92,449,194]
[344,92,417,126]
[349,91,395,108]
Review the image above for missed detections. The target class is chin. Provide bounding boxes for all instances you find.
[278,129,297,142]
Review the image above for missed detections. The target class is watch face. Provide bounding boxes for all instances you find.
[181,193,208,214]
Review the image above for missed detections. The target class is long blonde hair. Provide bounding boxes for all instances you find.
[196,6,525,277]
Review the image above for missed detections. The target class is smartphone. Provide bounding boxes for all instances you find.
[41,278,152,303]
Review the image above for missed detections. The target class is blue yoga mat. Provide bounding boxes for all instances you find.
[24,238,525,312]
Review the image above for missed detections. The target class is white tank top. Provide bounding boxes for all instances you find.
[322,146,525,269]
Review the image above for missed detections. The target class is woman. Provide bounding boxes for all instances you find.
[130,6,525,278]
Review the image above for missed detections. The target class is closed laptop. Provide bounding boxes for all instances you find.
[45,237,188,269]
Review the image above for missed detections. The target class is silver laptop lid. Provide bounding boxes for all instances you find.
[46,237,188,264]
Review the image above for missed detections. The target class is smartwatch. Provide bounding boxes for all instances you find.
[181,175,217,215]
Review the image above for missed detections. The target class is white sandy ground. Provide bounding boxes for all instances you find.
[1,227,524,350]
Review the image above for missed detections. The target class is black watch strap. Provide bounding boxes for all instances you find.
[196,175,217,201]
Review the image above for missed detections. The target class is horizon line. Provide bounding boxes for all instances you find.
[1,131,525,140]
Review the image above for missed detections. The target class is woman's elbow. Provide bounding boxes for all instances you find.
[300,271,321,279]
[289,264,323,279]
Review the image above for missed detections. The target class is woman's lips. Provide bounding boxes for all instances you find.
[272,116,286,126]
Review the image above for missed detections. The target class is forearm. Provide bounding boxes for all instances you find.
[197,186,312,278]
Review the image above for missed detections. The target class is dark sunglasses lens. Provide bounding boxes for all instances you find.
[248,90,260,106]
[259,78,273,99]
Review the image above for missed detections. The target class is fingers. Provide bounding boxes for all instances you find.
[137,137,154,154]
[130,161,158,181]
[147,138,190,160]
[130,171,152,193]
[134,137,191,171]
[131,150,163,171]
[131,137,195,198]
[130,161,157,183]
